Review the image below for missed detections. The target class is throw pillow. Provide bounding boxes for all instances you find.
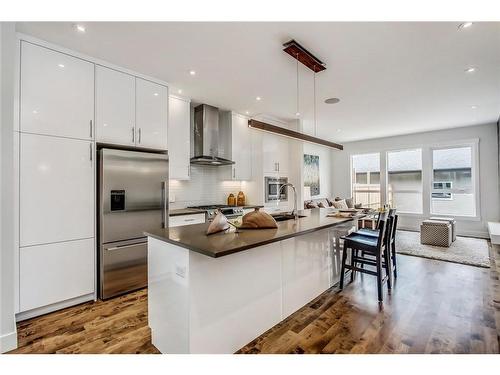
[332,199,348,210]
[305,201,317,209]
[345,198,354,208]
[326,198,334,207]
[317,202,325,208]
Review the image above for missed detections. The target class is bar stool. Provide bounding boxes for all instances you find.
[356,209,398,278]
[339,212,392,302]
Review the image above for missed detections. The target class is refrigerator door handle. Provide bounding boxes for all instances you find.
[161,181,168,228]
[107,242,147,251]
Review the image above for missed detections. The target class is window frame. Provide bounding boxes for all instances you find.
[429,141,480,220]
[348,138,480,221]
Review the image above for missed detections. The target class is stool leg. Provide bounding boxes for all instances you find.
[376,252,383,302]
[392,240,397,278]
[339,241,348,290]
[350,248,355,282]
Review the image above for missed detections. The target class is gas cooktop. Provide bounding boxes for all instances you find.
[187,205,244,220]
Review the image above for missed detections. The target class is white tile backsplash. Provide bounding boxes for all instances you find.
[169,165,243,209]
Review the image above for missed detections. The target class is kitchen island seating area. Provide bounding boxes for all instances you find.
[339,211,395,302]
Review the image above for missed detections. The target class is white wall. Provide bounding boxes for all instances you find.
[1,22,17,353]
[331,123,499,238]
[303,142,332,200]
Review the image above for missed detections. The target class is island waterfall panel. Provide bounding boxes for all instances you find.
[148,227,342,354]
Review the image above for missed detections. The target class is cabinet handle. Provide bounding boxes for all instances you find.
[184,218,195,222]
[188,166,190,177]
[89,143,92,161]
[233,167,235,179]
[138,128,142,144]
[89,120,93,138]
[132,127,135,143]
[278,162,280,172]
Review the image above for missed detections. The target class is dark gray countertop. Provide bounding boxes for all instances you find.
[168,205,264,217]
[146,208,362,258]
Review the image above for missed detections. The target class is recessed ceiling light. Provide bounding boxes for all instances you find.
[74,24,86,33]
[178,89,183,94]
[295,112,301,117]
[336,129,342,132]
[471,105,478,109]
[245,111,250,115]
[464,67,476,73]
[32,110,38,114]
[153,93,159,96]
[458,22,473,30]
[256,96,261,101]
[189,70,196,76]
[324,97,340,104]
[58,64,65,68]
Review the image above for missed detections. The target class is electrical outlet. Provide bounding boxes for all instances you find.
[175,265,186,278]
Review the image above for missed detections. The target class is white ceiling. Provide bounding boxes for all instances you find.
[16,22,500,143]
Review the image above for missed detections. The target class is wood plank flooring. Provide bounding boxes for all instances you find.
[8,252,500,354]
[8,289,159,354]
[237,254,500,354]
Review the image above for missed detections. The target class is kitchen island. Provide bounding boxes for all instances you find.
[145,208,360,354]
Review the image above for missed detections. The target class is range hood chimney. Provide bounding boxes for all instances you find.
[190,104,235,166]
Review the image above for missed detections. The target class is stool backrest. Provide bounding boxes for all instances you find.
[376,212,389,251]
[391,214,398,242]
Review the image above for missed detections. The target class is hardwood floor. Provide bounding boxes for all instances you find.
[8,252,500,354]
[8,289,159,354]
[237,254,500,354]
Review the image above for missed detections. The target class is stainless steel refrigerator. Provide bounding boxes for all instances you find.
[98,148,168,300]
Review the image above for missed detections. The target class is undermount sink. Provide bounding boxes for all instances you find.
[272,214,307,222]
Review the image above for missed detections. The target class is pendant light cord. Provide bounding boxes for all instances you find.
[296,53,300,122]
[313,65,317,137]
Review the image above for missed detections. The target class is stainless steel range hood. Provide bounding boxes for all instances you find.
[191,104,235,166]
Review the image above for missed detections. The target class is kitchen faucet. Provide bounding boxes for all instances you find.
[278,183,298,220]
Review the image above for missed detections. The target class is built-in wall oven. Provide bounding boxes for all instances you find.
[265,176,288,202]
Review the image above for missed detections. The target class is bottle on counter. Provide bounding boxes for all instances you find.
[237,191,246,207]
[227,193,236,206]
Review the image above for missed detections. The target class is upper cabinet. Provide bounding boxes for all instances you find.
[136,78,168,149]
[263,132,289,175]
[95,66,136,146]
[96,67,168,149]
[230,113,252,180]
[168,95,191,180]
[20,42,95,140]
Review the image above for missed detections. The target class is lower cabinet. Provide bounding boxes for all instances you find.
[169,213,206,227]
[19,238,95,312]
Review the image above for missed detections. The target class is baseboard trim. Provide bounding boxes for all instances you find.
[0,330,18,353]
[16,293,95,322]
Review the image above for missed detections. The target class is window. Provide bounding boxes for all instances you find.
[387,149,422,214]
[431,146,475,216]
[352,153,381,208]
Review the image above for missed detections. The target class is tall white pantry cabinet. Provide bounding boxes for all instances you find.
[16,39,169,319]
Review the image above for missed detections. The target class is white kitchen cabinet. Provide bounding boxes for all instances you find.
[169,213,206,227]
[20,238,94,312]
[136,78,168,149]
[230,113,252,180]
[20,42,94,140]
[263,133,289,175]
[168,95,191,180]
[96,66,136,146]
[20,133,94,247]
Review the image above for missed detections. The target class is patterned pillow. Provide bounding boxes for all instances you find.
[326,198,334,207]
[332,199,348,210]
[305,201,317,209]
[345,198,355,208]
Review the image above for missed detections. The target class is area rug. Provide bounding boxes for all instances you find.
[396,230,490,268]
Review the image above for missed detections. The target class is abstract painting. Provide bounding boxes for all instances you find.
[304,154,320,196]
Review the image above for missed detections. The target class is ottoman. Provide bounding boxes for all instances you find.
[429,217,456,242]
[420,220,452,247]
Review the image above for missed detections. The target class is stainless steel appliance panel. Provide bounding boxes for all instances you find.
[100,239,147,299]
[265,176,288,202]
[100,148,168,243]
